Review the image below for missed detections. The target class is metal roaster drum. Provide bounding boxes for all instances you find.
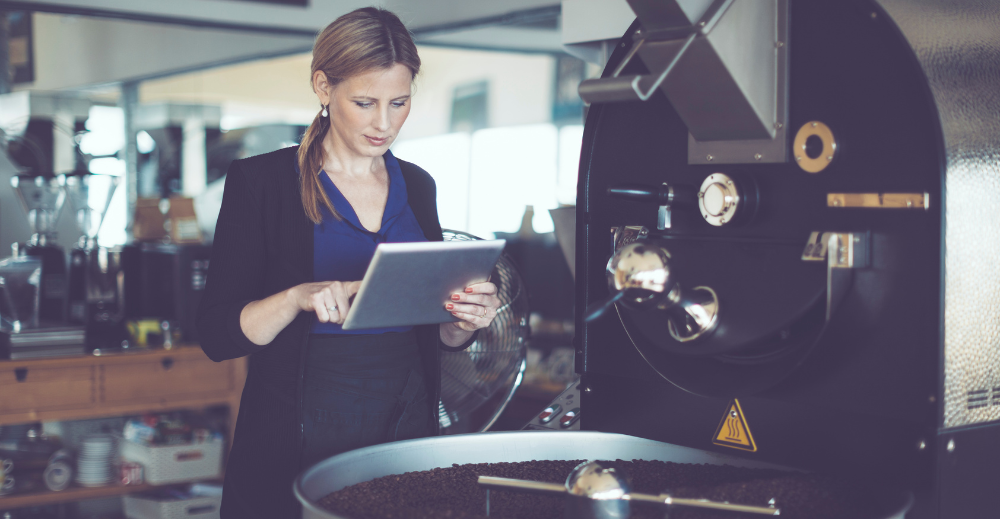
[294,431,911,519]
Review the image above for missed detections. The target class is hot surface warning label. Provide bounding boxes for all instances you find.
[712,399,757,452]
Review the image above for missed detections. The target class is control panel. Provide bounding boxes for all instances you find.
[522,378,581,431]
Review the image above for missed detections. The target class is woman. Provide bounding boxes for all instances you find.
[197,8,500,518]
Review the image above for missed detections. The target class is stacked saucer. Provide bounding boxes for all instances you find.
[76,434,115,487]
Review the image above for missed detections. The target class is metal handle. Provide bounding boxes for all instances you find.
[579,31,697,104]
[627,493,780,515]
[584,291,626,322]
[478,476,566,496]
[478,475,780,516]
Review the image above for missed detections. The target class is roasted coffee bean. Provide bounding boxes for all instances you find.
[318,459,878,519]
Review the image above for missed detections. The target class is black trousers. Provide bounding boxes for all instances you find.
[220,330,431,519]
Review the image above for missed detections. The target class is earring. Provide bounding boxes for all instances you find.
[321,105,328,118]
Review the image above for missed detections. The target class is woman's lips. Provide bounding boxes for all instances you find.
[365,135,388,146]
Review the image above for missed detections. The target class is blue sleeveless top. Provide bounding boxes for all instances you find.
[311,150,428,334]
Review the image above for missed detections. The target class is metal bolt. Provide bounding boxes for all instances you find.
[917,439,927,451]
[774,122,783,130]
[947,439,955,452]
[775,41,784,48]
[706,154,714,161]
[754,153,763,161]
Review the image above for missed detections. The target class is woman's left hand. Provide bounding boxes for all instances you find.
[445,282,500,331]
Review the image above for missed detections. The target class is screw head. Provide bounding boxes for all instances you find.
[917,440,927,451]
[947,439,955,452]
[754,153,763,161]
[774,122,784,130]
[706,154,714,161]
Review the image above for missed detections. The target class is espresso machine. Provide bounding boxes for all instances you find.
[10,175,69,324]
[63,174,129,351]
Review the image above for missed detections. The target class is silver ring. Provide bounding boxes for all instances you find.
[327,305,338,313]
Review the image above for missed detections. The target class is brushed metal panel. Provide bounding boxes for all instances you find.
[878,0,1000,428]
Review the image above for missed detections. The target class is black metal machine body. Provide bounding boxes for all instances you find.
[123,243,211,343]
[576,1,1000,517]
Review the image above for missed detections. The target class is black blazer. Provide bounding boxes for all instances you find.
[197,146,465,518]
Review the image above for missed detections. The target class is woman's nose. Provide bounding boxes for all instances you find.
[373,106,390,131]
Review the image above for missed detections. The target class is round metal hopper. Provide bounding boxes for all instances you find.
[10,175,66,243]
[63,174,121,246]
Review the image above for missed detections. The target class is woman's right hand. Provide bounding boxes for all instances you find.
[288,281,362,325]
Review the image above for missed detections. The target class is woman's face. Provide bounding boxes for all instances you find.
[322,63,413,159]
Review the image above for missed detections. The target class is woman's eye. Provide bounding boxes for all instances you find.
[354,102,373,108]
[392,101,408,108]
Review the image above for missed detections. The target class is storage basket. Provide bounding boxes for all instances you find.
[123,492,221,519]
[120,440,223,485]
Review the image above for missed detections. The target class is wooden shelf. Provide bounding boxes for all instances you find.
[0,346,246,511]
[0,483,156,509]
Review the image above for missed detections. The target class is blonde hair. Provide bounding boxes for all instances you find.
[298,7,420,224]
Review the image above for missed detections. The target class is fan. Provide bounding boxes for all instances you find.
[438,230,530,434]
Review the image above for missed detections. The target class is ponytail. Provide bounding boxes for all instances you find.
[298,109,339,224]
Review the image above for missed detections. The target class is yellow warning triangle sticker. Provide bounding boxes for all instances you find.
[712,399,757,452]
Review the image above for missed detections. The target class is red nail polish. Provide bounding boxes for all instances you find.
[451,294,460,301]
[446,303,454,310]
[451,312,457,316]
[465,287,473,293]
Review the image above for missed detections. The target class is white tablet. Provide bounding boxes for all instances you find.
[341,239,506,330]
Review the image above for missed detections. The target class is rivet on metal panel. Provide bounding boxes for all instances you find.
[774,122,783,130]
[947,439,955,452]
[754,154,763,161]
[706,154,714,161]
[917,439,927,451]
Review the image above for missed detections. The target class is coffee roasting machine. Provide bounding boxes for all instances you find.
[572,0,1000,517]
[293,1,999,517]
